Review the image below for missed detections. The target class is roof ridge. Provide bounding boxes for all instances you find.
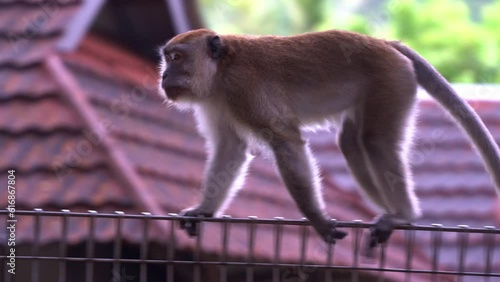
[44,54,169,235]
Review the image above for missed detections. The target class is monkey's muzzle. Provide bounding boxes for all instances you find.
[162,79,185,101]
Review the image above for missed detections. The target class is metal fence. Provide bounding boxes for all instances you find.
[1,209,498,282]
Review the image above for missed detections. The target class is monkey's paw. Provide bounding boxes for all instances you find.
[321,229,348,244]
[364,214,396,255]
[315,221,348,244]
[178,208,213,237]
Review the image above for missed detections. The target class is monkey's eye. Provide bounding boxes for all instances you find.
[166,52,183,63]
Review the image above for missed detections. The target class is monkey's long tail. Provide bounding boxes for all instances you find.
[390,41,500,193]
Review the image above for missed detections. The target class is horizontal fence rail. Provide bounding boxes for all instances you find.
[1,209,498,282]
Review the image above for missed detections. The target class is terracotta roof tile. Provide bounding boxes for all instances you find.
[81,81,198,134]
[141,175,200,210]
[119,137,204,179]
[415,171,495,194]
[89,104,204,157]
[0,96,82,132]
[0,170,130,209]
[0,37,57,66]
[64,35,162,85]
[0,132,107,171]
[0,1,82,66]
[0,67,58,98]
[0,0,146,249]
[0,4,79,36]
[65,61,199,136]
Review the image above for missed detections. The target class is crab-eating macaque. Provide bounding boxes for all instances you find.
[158,29,500,247]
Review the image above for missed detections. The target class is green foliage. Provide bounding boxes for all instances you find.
[385,0,498,82]
[199,0,500,83]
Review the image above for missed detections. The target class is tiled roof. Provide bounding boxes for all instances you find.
[0,0,141,225]
[0,1,498,279]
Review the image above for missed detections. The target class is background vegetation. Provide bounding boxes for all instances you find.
[200,0,500,83]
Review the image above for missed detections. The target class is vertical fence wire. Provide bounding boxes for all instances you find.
[113,211,124,282]
[299,218,308,282]
[167,213,177,282]
[193,218,202,282]
[324,219,337,282]
[58,209,70,282]
[430,224,443,282]
[457,225,469,282]
[31,208,42,282]
[220,215,231,282]
[377,242,387,282]
[404,229,415,282]
[351,221,362,282]
[272,217,284,282]
[483,226,495,282]
[246,216,257,282]
[86,210,96,282]
[140,212,151,282]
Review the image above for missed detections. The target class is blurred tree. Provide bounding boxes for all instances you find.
[199,0,500,83]
[482,0,500,81]
[385,0,497,82]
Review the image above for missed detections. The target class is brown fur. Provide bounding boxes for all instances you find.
[158,29,500,244]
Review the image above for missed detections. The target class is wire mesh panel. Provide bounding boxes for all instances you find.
[0,209,498,282]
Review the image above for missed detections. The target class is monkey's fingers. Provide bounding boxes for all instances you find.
[361,228,390,258]
[361,231,388,258]
[179,218,200,237]
[370,215,396,245]
[369,227,393,245]
[322,229,348,244]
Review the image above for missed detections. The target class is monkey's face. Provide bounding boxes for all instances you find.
[159,45,194,102]
[158,29,226,104]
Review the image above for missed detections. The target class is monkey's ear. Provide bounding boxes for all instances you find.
[207,35,226,59]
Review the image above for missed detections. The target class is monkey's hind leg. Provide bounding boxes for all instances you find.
[359,93,421,248]
[271,136,347,244]
[337,117,393,213]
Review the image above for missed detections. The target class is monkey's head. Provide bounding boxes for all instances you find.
[158,29,226,105]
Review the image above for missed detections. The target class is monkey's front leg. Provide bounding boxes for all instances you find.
[179,126,250,236]
[271,138,347,243]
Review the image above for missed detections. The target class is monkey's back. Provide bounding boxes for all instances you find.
[219,30,411,89]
